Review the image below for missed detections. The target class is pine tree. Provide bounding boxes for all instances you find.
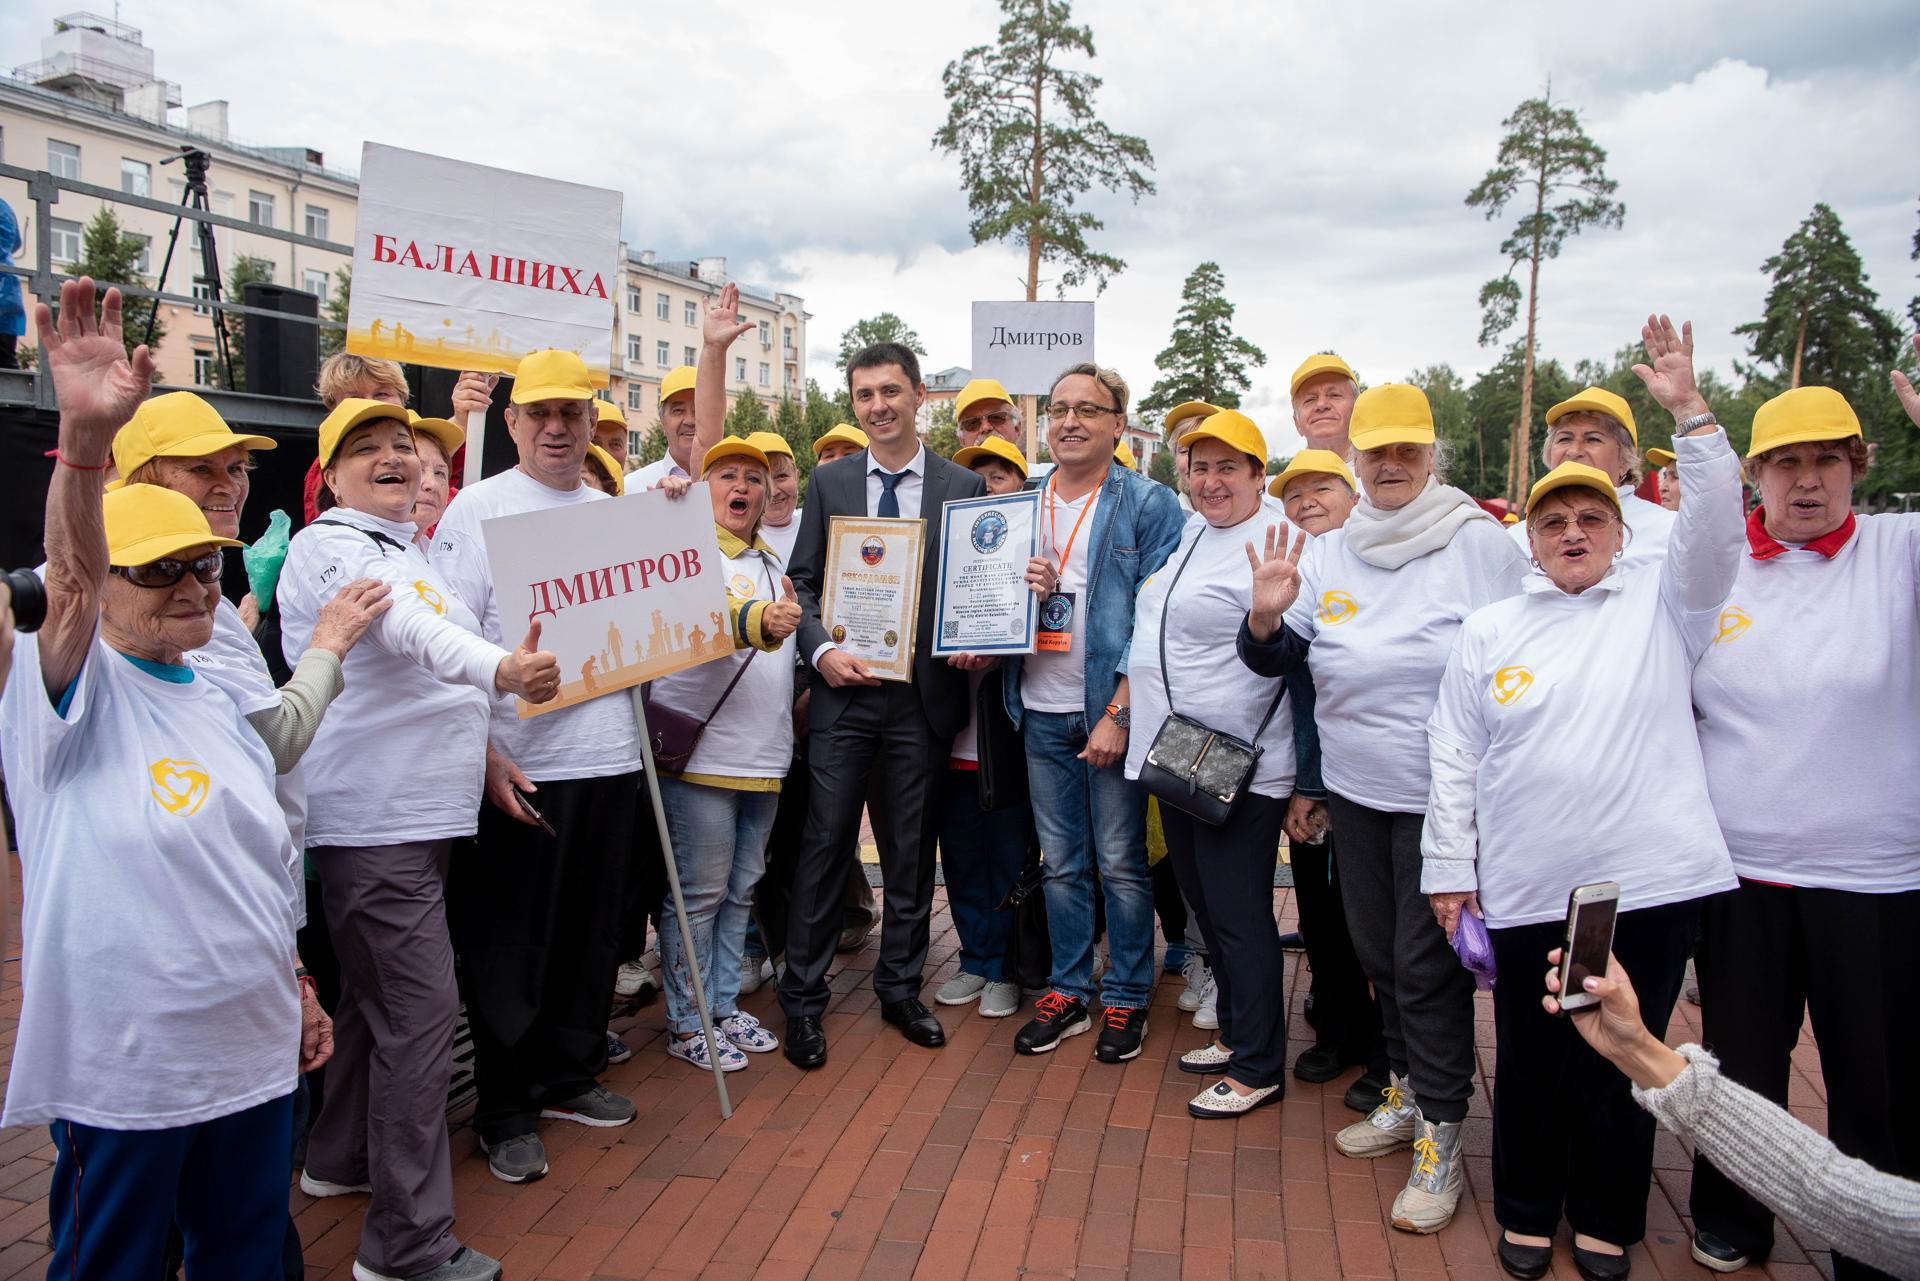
[1147,446,1177,488]
[216,256,277,390]
[932,0,1154,298]
[925,400,960,459]
[1138,262,1266,419]
[837,314,926,368]
[723,389,772,437]
[71,207,163,360]
[319,265,352,360]
[1737,203,1901,392]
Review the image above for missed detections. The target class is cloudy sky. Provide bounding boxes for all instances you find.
[7,0,1917,453]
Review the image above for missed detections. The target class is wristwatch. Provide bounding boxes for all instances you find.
[1104,702,1131,729]
[1675,410,1717,434]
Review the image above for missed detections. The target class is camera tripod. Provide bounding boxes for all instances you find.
[147,146,233,387]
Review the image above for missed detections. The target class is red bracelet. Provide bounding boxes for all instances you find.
[44,449,109,471]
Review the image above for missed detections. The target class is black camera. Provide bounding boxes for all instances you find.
[4,568,46,633]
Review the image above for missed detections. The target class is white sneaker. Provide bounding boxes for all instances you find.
[737,956,773,996]
[978,981,1021,1018]
[719,1011,780,1053]
[1390,1115,1465,1233]
[1192,979,1219,1031]
[936,972,988,1005]
[614,959,651,998]
[667,1031,747,1072]
[300,1170,370,1198]
[1335,1074,1418,1158]
[1177,953,1213,1011]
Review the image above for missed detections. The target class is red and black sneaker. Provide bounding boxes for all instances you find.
[1094,1005,1149,1063]
[1013,991,1092,1055]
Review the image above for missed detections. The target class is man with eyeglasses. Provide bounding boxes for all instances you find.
[955,378,1023,450]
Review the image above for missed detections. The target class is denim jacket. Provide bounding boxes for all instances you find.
[1285,663,1325,799]
[1003,464,1186,730]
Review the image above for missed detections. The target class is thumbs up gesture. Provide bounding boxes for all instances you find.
[762,575,803,643]
[496,617,563,703]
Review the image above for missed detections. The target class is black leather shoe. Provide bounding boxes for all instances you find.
[784,1016,827,1070]
[1688,1232,1749,1274]
[1571,1242,1630,1281]
[881,998,946,1047]
[1278,931,1305,951]
[1497,1234,1552,1281]
[1291,1045,1347,1083]
[1343,1067,1391,1113]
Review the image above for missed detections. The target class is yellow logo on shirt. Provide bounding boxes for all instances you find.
[1491,666,1535,706]
[414,580,446,615]
[149,759,210,817]
[1714,607,1751,644]
[729,573,756,599]
[1318,590,1358,626]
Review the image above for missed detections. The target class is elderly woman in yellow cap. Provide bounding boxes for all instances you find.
[591,394,630,469]
[581,442,625,496]
[1682,356,1920,1275]
[2,280,332,1275]
[1508,381,1674,569]
[1124,410,1299,1117]
[811,421,869,464]
[1161,400,1225,508]
[1644,447,1679,511]
[649,437,803,1071]
[744,430,804,562]
[1422,315,1738,1281]
[1238,381,1525,1233]
[281,396,560,1281]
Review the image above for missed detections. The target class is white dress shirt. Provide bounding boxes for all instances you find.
[811,445,926,669]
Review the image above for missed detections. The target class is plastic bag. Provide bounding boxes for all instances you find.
[1452,909,1497,991]
[243,509,292,612]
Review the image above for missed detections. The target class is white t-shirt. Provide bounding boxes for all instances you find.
[1126,510,1297,799]
[1693,512,1920,891]
[431,468,643,782]
[648,533,796,780]
[0,631,301,1130]
[631,455,691,491]
[1283,517,1526,812]
[188,598,309,858]
[1510,487,1674,570]
[281,507,501,846]
[1020,483,1101,714]
[761,513,800,565]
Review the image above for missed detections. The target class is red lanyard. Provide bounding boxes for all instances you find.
[1045,475,1098,577]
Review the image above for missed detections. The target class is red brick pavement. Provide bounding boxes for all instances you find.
[0,868,1841,1280]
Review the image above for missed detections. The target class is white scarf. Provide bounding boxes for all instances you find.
[1344,474,1496,569]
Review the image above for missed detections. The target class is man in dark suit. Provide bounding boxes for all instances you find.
[779,342,986,1068]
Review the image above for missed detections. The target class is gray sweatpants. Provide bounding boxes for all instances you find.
[306,838,461,1276]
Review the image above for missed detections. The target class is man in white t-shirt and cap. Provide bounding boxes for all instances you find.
[630,364,699,490]
[1291,352,1359,460]
[954,377,1024,450]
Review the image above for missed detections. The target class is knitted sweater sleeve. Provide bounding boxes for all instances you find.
[242,648,344,773]
[1635,1045,1920,1276]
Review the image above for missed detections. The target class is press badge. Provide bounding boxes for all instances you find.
[1036,591,1076,652]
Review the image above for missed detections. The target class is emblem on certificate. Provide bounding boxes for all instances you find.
[933,490,1041,656]
[822,516,925,681]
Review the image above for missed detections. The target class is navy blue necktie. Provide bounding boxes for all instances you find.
[875,469,904,518]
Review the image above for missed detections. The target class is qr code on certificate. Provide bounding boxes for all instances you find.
[942,620,959,640]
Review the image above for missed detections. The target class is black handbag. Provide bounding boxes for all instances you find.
[996,844,1051,991]
[1137,536,1287,827]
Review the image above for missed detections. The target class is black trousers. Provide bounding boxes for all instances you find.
[1151,854,1193,956]
[449,772,646,1143]
[779,682,947,1018]
[1692,880,1920,1280]
[1291,828,1385,1068]
[1489,899,1696,1245]
[1162,794,1289,1089]
[755,741,884,964]
[617,776,669,964]
[1326,794,1476,1123]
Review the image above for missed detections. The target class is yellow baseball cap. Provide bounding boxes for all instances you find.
[1348,384,1435,452]
[1267,448,1357,498]
[702,438,771,475]
[1747,386,1861,458]
[1548,386,1639,446]
[660,365,697,405]
[1182,410,1268,465]
[744,430,794,461]
[593,396,628,427]
[103,484,244,567]
[955,377,1013,421]
[953,434,1029,478]
[106,392,275,490]
[811,423,869,457]
[1114,441,1138,471]
[316,398,417,468]
[1162,400,1224,443]
[405,409,465,460]
[585,443,625,496]
[1525,461,1623,516]
[1645,447,1676,471]
[510,349,594,403]
[1290,353,1355,397]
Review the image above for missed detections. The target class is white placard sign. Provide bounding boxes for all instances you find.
[970,301,1096,395]
[346,142,623,385]
[481,485,734,718]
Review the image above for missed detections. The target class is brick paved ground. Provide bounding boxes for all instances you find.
[0,866,1841,1280]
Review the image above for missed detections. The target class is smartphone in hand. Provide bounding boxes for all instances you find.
[1555,880,1620,1015]
[511,785,557,838]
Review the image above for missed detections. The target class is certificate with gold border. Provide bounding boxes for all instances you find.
[822,516,924,682]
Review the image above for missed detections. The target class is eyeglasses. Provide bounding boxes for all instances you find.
[960,409,1016,431]
[1046,402,1119,421]
[1531,511,1619,538]
[111,550,225,589]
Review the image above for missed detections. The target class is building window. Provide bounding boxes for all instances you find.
[627,337,644,364]
[684,299,698,326]
[191,278,213,315]
[758,362,770,386]
[248,191,275,227]
[304,205,329,240]
[626,288,642,312]
[735,356,747,381]
[303,268,330,297]
[656,292,670,321]
[656,340,670,367]
[683,345,696,366]
[127,234,151,276]
[47,139,80,179]
[627,385,644,412]
[783,324,793,349]
[758,320,770,346]
[120,158,150,197]
[49,218,83,265]
[192,350,216,385]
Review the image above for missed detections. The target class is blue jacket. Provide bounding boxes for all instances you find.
[1003,463,1185,729]
[1285,664,1325,799]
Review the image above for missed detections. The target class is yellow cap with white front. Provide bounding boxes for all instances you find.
[1525,461,1623,516]
[953,434,1029,478]
[1645,447,1676,471]
[1348,384,1435,452]
[1547,385,1639,446]
[103,483,244,567]
[1267,448,1357,498]
[1162,400,1224,442]
[107,392,276,490]
[405,408,465,460]
[510,349,594,403]
[811,423,868,457]
[1290,353,1355,397]
[701,438,770,475]
[659,365,697,405]
[744,430,794,460]
[1747,385,1861,458]
[1181,410,1267,464]
[593,396,627,427]
[317,398,414,468]
[585,443,625,496]
[955,377,1013,421]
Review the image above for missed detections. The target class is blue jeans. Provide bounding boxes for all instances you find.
[1023,710,1153,1008]
[658,776,779,1035]
[939,766,1031,982]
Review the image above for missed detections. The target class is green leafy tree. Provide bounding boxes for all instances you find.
[925,399,960,459]
[837,313,926,368]
[1461,345,1579,500]
[71,207,163,361]
[1409,363,1477,491]
[932,0,1155,298]
[723,389,772,437]
[802,377,854,439]
[1736,203,1900,392]
[216,255,277,390]
[1466,86,1625,502]
[1138,262,1266,418]
[1148,446,1178,488]
[634,426,667,467]
[319,265,352,360]
[769,394,816,501]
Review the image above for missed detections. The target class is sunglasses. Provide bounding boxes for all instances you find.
[1532,511,1619,538]
[111,550,225,589]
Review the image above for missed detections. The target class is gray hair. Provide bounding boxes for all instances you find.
[1542,411,1640,487]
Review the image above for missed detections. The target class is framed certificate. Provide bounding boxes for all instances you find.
[933,490,1041,656]
[822,516,925,681]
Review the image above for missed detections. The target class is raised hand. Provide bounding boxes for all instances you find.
[38,278,155,453]
[762,575,802,642]
[1891,335,1920,429]
[703,282,754,351]
[1244,523,1307,642]
[1630,314,1710,422]
[496,618,562,702]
